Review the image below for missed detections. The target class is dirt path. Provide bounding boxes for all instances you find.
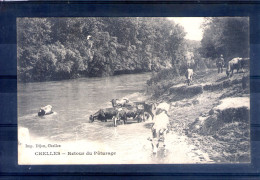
[158,131,213,163]
[148,68,250,163]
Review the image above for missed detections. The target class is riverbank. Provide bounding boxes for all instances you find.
[147,68,250,163]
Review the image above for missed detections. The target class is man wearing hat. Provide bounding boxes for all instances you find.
[216,54,224,73]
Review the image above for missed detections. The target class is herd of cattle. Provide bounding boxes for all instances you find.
[37,100,171,156]
[88,98,171,155]
[89,98,155,127]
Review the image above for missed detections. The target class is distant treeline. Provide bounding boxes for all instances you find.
[17,17,192,82]
[200,17,249,63]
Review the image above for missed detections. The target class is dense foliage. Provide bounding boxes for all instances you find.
[200,17,249,63]
[17,17,188,82]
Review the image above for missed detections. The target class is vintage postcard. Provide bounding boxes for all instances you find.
[17,17,250,164]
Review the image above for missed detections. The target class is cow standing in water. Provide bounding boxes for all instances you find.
[148,102,170,156]
[185,68,194,86]
[216,54,224,73]
[111,98,129,108]
[38,105,53,116]
[89,108,117,122]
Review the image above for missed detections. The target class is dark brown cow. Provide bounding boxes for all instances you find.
[112,102,156,127]
[89,108,117,122]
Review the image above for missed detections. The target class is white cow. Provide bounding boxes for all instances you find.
[226,57,249,77]
[148,102,171,155]
[156,102,170,112]
[38,105,53,116]
[185,68,194,86]
[111,98,129,108]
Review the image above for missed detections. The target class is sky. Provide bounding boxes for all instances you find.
[167,17,204,41]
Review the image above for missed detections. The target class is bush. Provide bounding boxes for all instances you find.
[147,68,178,85]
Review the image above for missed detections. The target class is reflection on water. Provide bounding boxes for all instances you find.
[18,73,155,163]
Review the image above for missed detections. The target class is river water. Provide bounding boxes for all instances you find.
[18,73,161,164]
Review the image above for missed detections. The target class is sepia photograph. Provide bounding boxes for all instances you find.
[17,17,250,164]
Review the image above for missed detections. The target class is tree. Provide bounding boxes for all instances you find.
[17,17,187,82]
[200,17,249,63]
[17,18,52,82]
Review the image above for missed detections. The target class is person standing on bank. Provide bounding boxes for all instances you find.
[216,54,224,73]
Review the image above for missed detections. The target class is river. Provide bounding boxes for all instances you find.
[18,73,159,164]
